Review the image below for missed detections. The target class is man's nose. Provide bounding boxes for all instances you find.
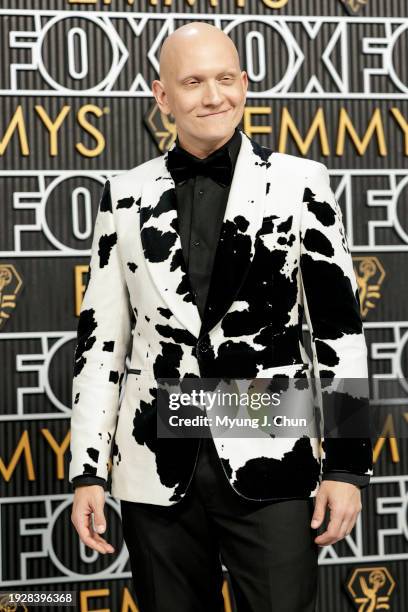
[202,81,223,106]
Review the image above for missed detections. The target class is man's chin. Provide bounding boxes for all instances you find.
[177,122,236,144]
[194,121,236,136]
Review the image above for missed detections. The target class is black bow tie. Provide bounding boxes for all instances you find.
[167,145,233,187]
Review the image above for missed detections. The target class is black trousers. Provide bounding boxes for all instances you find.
[120,437,319,612]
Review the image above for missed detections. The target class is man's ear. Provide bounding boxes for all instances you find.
[152,80,170,115]
[241,70,249,92]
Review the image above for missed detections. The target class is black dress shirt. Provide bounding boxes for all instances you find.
[72,127,370,492]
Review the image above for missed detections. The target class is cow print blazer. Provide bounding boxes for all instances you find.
[69,129,373,505]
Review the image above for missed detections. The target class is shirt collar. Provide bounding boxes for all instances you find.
[174,127,242,174]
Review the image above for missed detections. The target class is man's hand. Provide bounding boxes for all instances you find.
[71,485,115,554]
[311,481,362,546]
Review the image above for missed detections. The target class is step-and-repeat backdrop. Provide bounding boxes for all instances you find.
[1,1,407,610]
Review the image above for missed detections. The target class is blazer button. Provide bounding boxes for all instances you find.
[198,339,210,354]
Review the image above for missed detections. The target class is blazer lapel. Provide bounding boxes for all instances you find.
[139,141,201,339]
[198,132,269,338]
[139,130,270,340]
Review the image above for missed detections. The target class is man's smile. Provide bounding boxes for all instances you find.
[198,109,231,117]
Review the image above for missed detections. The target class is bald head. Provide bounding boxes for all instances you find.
[159,22,241,84]
[152,21,247,156]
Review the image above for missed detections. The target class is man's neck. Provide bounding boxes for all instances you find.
[176,129,237,159]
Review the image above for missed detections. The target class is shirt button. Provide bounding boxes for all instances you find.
[193,240,200,247]
[198,189,204,195]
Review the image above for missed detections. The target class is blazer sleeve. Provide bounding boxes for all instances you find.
[321,471,370,489]
[71,475,108,491]
[68,179,132,483]
[299,162,373,481]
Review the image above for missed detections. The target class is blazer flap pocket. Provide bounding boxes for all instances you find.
[257,216,276,236]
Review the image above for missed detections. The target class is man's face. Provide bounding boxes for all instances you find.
[154,38,248,149]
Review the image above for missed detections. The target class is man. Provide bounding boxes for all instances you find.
[70,22,373,612]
